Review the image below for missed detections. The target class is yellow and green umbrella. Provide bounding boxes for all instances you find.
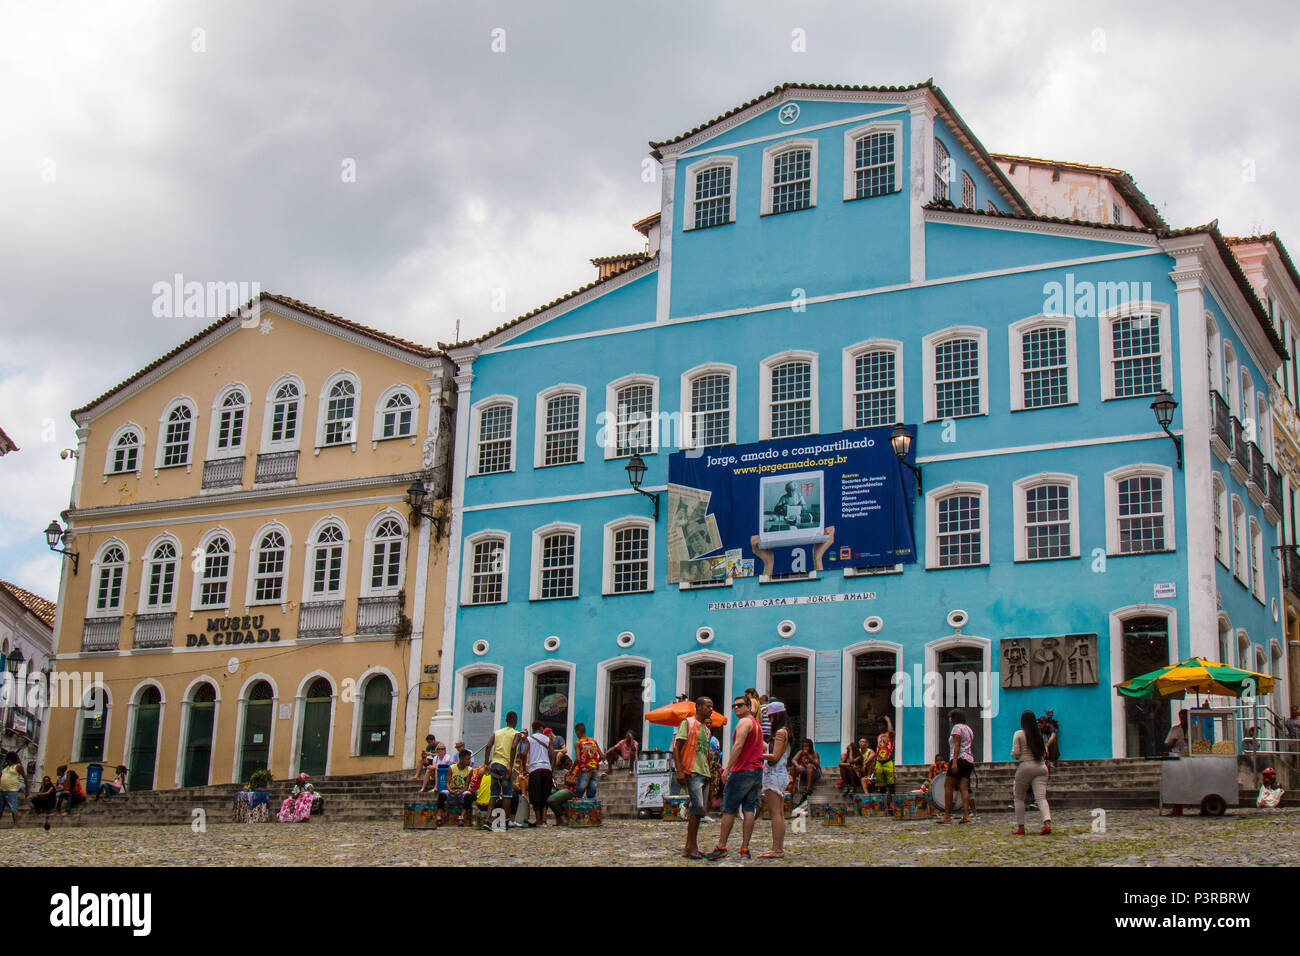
[1115,657,1275,701]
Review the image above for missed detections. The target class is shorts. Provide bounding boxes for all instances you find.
[685,773,709,817]
[1,791,18,813]
[721,768,762,816]
[489,763,514,798]
[949,758,974,781]
[528,769,553,808]
[874,761,895,786]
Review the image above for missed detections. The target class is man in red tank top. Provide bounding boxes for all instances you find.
[706,696,765,861]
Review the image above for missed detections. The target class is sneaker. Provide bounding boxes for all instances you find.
[705,846,728,861]
[701,815,716,823]
[739,847,752,860]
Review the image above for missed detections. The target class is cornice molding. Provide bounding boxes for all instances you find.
[924,207,1158,245]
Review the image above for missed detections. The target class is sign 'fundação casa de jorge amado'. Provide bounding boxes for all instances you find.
[185,615,282,647]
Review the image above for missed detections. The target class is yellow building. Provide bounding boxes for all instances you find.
[42,294,455,790]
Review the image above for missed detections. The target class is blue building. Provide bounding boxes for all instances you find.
[430,81,1295,768]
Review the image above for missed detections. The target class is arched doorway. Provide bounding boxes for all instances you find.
[460,671,500,758]
[238,681,274,782]
[182,683,217,788]
[1122,616,1171,757]
[605,664,646,749]
[359,674,394,756]
[766,656,809,744]
[935,647,985,762]
[129,686,161,791]
[298,677,333,777]
[853,651,897,747]
[687,660,726,743]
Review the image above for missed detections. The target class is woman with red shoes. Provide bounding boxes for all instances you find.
[1010,710,1051,835]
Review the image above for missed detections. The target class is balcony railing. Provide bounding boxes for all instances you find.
[81,617,122,652]
[133,612,175,649]
[297,600,344,639]
[356,596,402,636]
[255,450,299,483]
[1210,390,1233,462]
[1284,548,1300,602]
[1266,463,1284,523]
[202,456,245,490]
[1229,416,1251,480]
[1248,443,1267,504]
[3,705,40,742]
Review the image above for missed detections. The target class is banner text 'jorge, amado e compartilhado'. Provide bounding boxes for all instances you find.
[666,424,918,583]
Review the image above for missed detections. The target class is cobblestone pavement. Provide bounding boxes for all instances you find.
[3,807,1299,865]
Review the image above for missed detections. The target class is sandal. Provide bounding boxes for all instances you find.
[758,851,784,859]
[683,850,704,860]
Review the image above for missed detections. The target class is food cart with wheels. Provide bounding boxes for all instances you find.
[1158,708,1238,816]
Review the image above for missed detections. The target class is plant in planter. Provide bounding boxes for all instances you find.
[249,769,273,791]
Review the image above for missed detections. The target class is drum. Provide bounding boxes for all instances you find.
[569,798,602,828]
[403,802,439,829]
[927,773,964,812]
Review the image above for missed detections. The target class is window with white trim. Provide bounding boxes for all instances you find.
[143,539,178,610]
[684,157,737,231]
[212,386,248,454]
[1205,315,1221,396]
[367,516,406,595]
[159,399,194,468]
[923,327,987,421]
[309,523,346,599]
[960,171,975,209]
[605,375,657,459]
[843,122,901,201]
[375,385,416,441]
[762,140,817,215]
[1212,474,1228,567]
[268,379,301,448]
[926,483,988,569]
[464,532,508,605]
[106,425,142,475]
[1013,474,1079,561]
[1009,316,1077,411]
[531,524,579,600]
[1223,342,1239,416]
[933,138,950,202]
[93,543,127,613]
[605,519,653,594]
[1250,518,1265,600]
[760,351,818,440]
[682,364,735,449]
[323,378,356,445]
[251,529,287,605]
[843,340,902,429]
[1105,465,1175,556]
[1099,305,1171,401]
[536,386,585,467]
[471,397,516,475]
[197,534,233,608]
[1232,495,1246,580]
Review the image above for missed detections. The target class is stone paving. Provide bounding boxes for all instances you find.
[2,807,1298,865]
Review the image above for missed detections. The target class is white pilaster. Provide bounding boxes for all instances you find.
[655,157,676,323]
[908,96,934,284]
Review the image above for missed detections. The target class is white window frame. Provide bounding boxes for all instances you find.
[362,509,408,598]
[1231,495,1247,582]
[260,374,305,453]
[301,515,350,603]
[933,138,951,202]
[372,383,419,447]
[155,396,197,472]
[207,382,250,459]
[761,138,818,216]
[1098,301,1173,402]
[104,422,144,479]
[315,370,360,453]
[759,350,819,440]
[1009,315,1077,411]
[1256,394,1272,464]
[922,326,988,422]
[603,516,655,595]
[960,170,976,209]
[533,384,587,468]
[86,538,129,618]
[683,156,738,232]
[1012,473,1080,562]
[1104,464,1176,556]
[245,521,292,609]
[138,532,181,613]
[461,530,511,606]
[680,363,737,450]
[925,481,990,569]
[468,394,517,477]
[842,339,903,431]
[1223,341,1239,417]
[1205,314,1221,397]
[529,522,581,601]
[604,374,659,460]
[1212,474,1229,567]
[191,528,235,612]
[842,120,903,202]
[1250,517,1265,602]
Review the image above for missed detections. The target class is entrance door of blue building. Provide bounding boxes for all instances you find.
[936,648,984,762]
[532,669,571,743]
[766,656,809,745]
[1122,616,1171,757]
[605,665,646,748]
[853,651,898,748]
[687,660,726,743]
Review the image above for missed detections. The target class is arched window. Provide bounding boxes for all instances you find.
[251,529,288,605]
[1010,316,1077,411]
[933,138,950,202]
[612,380,655,458]
[1100,306,1171,400]
[196,533,233,608]
[1105,466,1174,556]
[1232,496,1247,581]
[761,351,818,439]
[763,142,816,215]
[530,524,579,600]
[1212,475,1229,566]
[376,387,416,441]
[684,157,737,230]
[91,542,127,614]
[843,121,901,201]
[536,387,585,467]
[681,364,735,449]
[1206,314,1221,395]
[159,399,194,468]
[308,523,346,599]
[358,674,394,756]
[78,688,110,762]
[603,517,653,594]
[212,386,248,453]
[106,426,142,475]
[960,170,975,209]
[366,516,405,595]
[143,538,178,610]
[927,483,988,568]
[318,373,359,448]
[182,682,217,788]
[265,378,302,450]
[843,340,902,429]
[1014,474,1079,561]
[1223,342,1239,416]
[1250,518,1265,600]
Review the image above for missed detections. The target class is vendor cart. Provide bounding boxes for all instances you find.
[1159,708,1238,816]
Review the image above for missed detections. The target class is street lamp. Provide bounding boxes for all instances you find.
[404,478,446,537]
[43,520,78,575]
[890,423,922,496]
[624,453,660,521]
[1149,390,1183,469]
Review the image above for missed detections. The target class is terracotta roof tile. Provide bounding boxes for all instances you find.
[1225,232,1300,303]
[0,580,56,628]
[631,212,660,236]
[0,426,16,455]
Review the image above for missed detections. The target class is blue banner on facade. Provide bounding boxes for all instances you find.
[665,425,917,582]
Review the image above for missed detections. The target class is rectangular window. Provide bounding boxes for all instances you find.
[615,384,654,457]
[690,374,730,448]
[543,394,581,466]
[113,440,138,474]
[1025,484,1071,559]
[1118,476,1165,553]
[854,132,894,199]
[612,527,650,593]
[254,545,285,604]
[370,541,402,590]
[217,407,244,450]
[313,544,343,597]
[271,399,298,443]
[470,540,505,604]
[96,567,123,612]
[539,534,576,599]
[960,171,975,209]
[477,405,513,474]
[934,339,980,418]
[1022,327,1069,409]
[1213,490,1224,561]
[163,418,190,467]
[937,494,981,567]
[200,554,230,607]
[769,362,812,438]
[148,559,175,608]
[771,148,812,214]
[1111,315,1162,397]
[694,166,732,229]
[854,350,896,427]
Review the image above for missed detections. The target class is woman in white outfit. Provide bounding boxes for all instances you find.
[1011,709,1051,835]
[760,701,792,859]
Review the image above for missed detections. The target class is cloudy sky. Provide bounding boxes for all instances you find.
[1,0,1297,600]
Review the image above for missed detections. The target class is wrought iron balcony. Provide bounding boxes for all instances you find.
[1266,463,1284,524]
[202,456,245,490]
[1209,390,1232,463]
[81,617,122,652]
[297,600,343,639]
[132,612,175,649]
[1229,417,1250,483]
[255,450,298,484]
[1247,443,1266,505]
[356,595,402,636]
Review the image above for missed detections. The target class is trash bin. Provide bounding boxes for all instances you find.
[85,762,104,796]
